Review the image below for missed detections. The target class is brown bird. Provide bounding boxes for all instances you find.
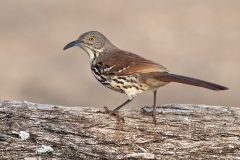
[63,31,228,124]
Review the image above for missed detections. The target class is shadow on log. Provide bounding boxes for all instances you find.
[0,100,239,159]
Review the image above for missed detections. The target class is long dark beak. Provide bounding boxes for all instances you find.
[63,40,79,50]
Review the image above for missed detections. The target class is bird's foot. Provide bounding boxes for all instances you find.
[141,108,157,125]
[104,106,125,123]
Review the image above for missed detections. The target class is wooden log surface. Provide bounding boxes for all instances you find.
[0,100,239,160]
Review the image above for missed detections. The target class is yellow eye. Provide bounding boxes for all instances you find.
[88,35,95,42]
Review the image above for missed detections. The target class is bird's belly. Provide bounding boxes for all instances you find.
[92,73,150,97]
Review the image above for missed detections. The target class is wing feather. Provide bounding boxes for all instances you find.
[100,50,167,76]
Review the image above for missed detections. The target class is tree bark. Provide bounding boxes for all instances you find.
[0,100,239,160]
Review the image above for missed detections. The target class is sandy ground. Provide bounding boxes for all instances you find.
[0,0,239,108]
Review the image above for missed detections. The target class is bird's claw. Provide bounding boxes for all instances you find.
[141,108,153,116]
[141,107,157,125]
[104,106,125,123]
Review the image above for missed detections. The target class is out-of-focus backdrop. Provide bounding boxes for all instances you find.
[0,0,239,108]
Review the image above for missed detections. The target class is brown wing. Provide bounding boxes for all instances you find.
[100,50,168,76]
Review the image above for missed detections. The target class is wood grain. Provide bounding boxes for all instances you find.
[0,101,239,159]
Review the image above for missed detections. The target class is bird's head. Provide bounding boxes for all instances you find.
[63,31,109,53]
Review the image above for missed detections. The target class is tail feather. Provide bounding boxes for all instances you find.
[158,73,228,91]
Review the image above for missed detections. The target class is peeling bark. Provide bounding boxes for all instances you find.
[0,100,239,159]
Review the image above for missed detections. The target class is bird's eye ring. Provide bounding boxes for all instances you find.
[88,35,95,42]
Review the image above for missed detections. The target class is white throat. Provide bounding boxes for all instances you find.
[81,45,105,65]
[85,48,98,63]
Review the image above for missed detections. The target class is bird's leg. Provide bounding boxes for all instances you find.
[104,98,133,122]
[142,90,157,124]
[152,90,157,124]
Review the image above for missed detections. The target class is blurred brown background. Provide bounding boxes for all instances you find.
[0,0,239,108]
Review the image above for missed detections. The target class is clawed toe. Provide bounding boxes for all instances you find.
[141,108,153,116]
[104,106,125,123]
[141,107,157,125]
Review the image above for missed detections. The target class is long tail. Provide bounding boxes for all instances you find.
[158,73,228,91]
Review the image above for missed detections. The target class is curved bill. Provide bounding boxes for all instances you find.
[63,40,79,50]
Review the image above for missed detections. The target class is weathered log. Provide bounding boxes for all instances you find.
[0,100,239,159]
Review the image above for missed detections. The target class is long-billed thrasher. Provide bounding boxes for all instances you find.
[63,31,228,124]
